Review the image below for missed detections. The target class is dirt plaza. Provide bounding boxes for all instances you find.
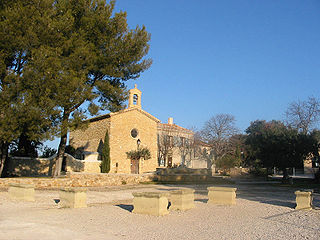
[0,179,319,240]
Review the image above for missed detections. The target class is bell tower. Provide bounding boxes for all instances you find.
[128,84,142,109]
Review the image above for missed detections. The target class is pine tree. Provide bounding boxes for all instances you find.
[0,0,152,177]
[0,0,60,176]
[101,130,110,173]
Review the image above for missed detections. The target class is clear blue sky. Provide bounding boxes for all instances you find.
[46,0,320,149]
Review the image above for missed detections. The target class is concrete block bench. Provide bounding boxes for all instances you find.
[295,190,313,210]
[207,187,237,205]
[132,192,169,216]
[8,183,35,202]
[170,188,195,211]
[59,187,87,208]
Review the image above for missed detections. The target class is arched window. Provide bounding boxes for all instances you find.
[133,94,138,105]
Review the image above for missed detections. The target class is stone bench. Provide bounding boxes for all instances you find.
[132,192,169,216]
[59,187,87,208]
[207,187,237,205]
[295,190,313,210]
[170,188,195,211]
[8,183,35,202]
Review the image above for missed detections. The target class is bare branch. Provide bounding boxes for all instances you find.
[200,114,239,162]
[285,97,320,133]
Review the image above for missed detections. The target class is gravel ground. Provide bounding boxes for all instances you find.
[0,181,319,240]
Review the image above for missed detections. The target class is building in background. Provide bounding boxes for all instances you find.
[70,85,207,174]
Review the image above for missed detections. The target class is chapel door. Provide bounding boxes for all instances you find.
[131,159,139,174]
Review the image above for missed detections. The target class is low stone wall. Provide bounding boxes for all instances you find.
[156,174,232,183]
[229,167,249,176]
[0,172,155,189]
[7,154,101,176]
[65,154,101,173]
[157,167,212,176]
[7,156,54,176]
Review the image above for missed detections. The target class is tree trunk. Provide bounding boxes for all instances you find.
[0,141,9,177]
[52,111,70,177]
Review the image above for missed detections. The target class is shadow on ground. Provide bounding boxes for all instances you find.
[166,181,320,209]
[116,180,320,210]
[195,199,208,203]
[116,204,133,212]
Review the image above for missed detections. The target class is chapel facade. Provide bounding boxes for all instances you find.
[69,85,159,174]
[69,85,206,174]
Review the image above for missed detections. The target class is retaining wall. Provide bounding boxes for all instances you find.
[7,153,101,176]
[0,172,155,189]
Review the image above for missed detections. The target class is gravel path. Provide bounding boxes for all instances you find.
[0,182,319,240]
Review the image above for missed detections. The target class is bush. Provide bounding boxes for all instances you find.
[216,154,238,172]
[40,146,57,158]
[126,147,151,160]
[248,167,268,177]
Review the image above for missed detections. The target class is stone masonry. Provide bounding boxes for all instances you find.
[69,85,160,174]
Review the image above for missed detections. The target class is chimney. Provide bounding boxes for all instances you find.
[168,117,173,125]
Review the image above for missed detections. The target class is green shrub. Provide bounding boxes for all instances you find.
[249,167,268,176]
[40,146,57,158]
[126,147,151,160]
[101,130,110,173]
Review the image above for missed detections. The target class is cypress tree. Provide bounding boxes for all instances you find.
[101,130,110,173]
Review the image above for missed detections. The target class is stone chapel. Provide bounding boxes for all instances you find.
[69,85,201,174]
[69,84,161,174]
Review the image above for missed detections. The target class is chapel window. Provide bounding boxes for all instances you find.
[131,128,138,138]
[133,94,138,105]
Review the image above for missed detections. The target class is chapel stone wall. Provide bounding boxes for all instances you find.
[69,117,110,153]
[109,109,158,174]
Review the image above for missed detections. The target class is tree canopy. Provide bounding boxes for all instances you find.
[0,0,152,177]
[245,120,318,179]
[285,97,320,134]
[200,114,239,166]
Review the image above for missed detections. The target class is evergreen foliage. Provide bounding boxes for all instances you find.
[40,146,57,158]
[245,120,318,179]
[101,130,110,173]
[126,147,151,160]
[0,0,152,177]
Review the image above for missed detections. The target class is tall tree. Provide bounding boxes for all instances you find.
[245,120,318,179]
[285,97,320,134]
[0,0,152,177]
[101,130,110,173]
[177,136,194,166]
[157,133,175,167]
[200,114,239,167]
[0,0,60,176]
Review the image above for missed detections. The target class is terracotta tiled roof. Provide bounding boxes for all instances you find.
[157,123,194,135]
[194,139,211,147]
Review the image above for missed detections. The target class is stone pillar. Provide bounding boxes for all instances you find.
[295,190,313,210]
[59,187,87,208]
[8,183,35,202]
[132,192,169,216]
[170,188,195,211]
[207,186,237,205]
